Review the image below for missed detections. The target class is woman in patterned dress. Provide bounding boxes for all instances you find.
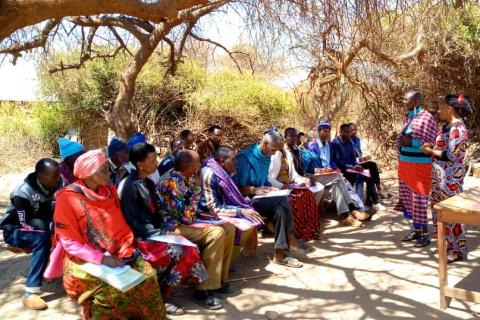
[53,150,166,319]
[421,94,474,263]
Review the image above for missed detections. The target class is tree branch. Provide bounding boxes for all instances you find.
[0,0,209,41]
[189,32,244,74]
[0,19,59,63]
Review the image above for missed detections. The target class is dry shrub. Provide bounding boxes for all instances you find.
[0,136,50,175]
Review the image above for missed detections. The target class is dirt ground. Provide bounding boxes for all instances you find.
[1,172,479,320]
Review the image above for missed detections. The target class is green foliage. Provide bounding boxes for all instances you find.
[457,5,480,45]
[189,69,296,121]
[38,53,298,145]
[0,101,70,152]
[32,102,70,151]
[0,102,39,137]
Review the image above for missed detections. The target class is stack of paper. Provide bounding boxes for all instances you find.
[80,262,147,293]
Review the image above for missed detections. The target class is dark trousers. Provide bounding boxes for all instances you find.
[3,227,51,289]
[360,161,381,186]
[252,196,294,250]
[345,172,379,206]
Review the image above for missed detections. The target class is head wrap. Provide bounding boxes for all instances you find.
[127,132,146,150]
[58,138,85,159]
[317,120,332,130]
[108,137,128,157]
[73,150,108,179]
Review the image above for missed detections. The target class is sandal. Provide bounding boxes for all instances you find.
[447,253,463,264]
[164,300,185,316]
[291,243,315,254]
[272,256,303,268]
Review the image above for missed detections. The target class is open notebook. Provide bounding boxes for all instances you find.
[80,262,147,293]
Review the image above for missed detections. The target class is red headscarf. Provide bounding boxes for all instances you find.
[73,150,108,179]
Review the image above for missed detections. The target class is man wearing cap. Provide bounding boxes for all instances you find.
[57,137,85,185]
[305,121,370,227]
[107,137,130,186]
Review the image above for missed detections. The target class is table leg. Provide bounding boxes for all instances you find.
[438,215,448,309]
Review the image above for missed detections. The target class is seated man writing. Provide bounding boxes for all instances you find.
[349,122,390,202]
[305,122,369,226]
[198,146,263,259]
[331,124,380,212]
[158,149,235,310]
[236,128,310,268]
[0,158,62,310]
[268,130,324,241]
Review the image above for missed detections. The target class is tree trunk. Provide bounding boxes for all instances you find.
[107,21,173,140]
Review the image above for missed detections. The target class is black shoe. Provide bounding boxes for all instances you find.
[401,230,419,242]
[193,290,223,310]
[414,235,431,247]
[214,282,235,294]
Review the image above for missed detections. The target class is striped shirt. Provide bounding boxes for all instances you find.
[198,167,241,218]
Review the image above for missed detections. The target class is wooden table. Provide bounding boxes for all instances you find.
[433,186,480,309]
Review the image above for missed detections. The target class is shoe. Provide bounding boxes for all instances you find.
[351,210,371,221]
[22,293,48,310]
[401,230,419,242]
[373,203,387,211]
[414,236,431,247]
[414,227,431,247]
[164,300,185,316]
[193,290,223,310]
[365,206,378,214]
[214,282,235,294]
[342,215,362,227]
[447,253,463,264]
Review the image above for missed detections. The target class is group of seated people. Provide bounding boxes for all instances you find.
[0,121,387,319]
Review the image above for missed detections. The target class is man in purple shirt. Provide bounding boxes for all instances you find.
[331,124,380,211]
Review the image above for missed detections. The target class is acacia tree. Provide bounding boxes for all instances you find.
[243,0,478,160]
[0,0,232,139]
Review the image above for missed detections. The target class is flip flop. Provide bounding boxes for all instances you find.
[164,301,185,316]
[272,256,303,268]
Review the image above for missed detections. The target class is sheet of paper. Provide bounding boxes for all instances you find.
[253,189,291,199]
[347,168,371,178]
[193,218,227,225]
[223,217,261,231]
[308,182,324,194]
[147,234,198,248]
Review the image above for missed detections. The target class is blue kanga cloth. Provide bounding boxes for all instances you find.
[236,144,272,188]
[299,148,317,174]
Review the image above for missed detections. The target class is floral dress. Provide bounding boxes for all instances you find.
[431,121,468,257]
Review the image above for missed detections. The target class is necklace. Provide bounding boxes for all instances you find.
[36,179,50,195]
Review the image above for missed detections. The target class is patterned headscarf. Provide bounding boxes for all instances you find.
[73,150,108,179]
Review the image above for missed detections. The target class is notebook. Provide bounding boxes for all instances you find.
[80,261,147,293]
